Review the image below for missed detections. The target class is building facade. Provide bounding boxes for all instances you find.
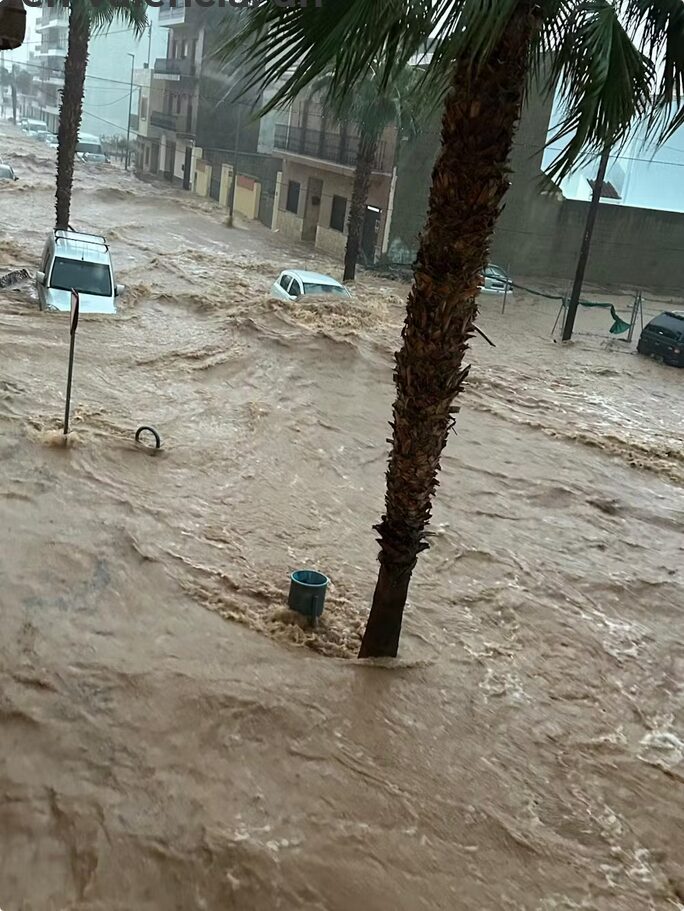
[135,1,283,225]
[273,97,398,263]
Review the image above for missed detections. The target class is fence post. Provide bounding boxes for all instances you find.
[552,297,566,337]
[627,291,639,343]
[501,261,511,315]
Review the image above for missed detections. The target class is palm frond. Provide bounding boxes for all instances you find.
[216,0,684,179]
[544,0,655,178]
[623,0,684,141]
[82,0,148,37]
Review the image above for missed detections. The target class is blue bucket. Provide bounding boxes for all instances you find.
[288,570,329,623]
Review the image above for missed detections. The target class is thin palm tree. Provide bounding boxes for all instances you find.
[55,0,147,229]
[310,64,430,281]
[219,0,684,658]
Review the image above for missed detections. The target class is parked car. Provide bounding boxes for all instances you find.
[480,263,513,295]
[0,162,17,181]
[35,229,123,315]
[22,118,49,141]
[637,310,684,367]
[271,270,352,301]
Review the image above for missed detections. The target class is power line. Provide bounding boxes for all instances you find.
[15,58,149,90]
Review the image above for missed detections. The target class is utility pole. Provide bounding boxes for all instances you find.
[125,52,134,170]
[562,144,611,341]
[10,60,16,124]
[147,22,152,68]
[226,104,242,228]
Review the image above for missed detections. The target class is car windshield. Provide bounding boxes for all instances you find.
[303,282,348,296]
[50,257,112,296]
[77,142,103,155]
[485,265,508,280]
[0,166,13,179]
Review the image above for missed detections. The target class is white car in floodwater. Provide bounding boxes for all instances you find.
[480,263,514,295]
[36,229,123,315]
[271,269,351,301]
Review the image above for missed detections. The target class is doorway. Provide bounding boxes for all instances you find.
[301,177,323,243]
[361,205,382,264]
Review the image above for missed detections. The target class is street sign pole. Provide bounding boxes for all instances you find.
[63,289,79,436]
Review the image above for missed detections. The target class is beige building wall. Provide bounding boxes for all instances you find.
[194,160,212,197]
[277,159,391,260]
[235,175,262,220]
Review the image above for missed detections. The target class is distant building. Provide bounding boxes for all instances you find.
[135,1,282,224]
[28,5,165,138]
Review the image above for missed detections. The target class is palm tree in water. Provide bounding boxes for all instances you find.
[309,64,433,281]
[56,0,147,229]
[220,0,684,658]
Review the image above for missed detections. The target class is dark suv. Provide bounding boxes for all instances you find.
[637,311,684,367]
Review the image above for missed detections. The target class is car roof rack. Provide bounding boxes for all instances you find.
[54,229,108,249]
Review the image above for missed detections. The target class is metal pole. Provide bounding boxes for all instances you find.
[227,104,242,228]
[501,261,511,315]
[11,62,17,125]
[147,22,152,68]
[63,331,76,434]
[626,291,639,343]
[64,291,79,435]
[552,297,565,337]
[125,53,134,171]
[562,144,611,341]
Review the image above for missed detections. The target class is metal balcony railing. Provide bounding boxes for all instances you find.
[273,124,388,171]
[150,110,194,137]
[153,57,196,78]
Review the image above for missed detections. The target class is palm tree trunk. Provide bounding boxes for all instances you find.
[55,8,90,230]
[343,131,377,282]
[359,3,539,658]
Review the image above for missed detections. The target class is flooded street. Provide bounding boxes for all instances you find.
[1,123,683,910]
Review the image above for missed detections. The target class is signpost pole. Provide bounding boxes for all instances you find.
[63,289,79,435]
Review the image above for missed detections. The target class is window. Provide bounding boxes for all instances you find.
[330,195,347,232]
[303,283,350,297]
[279,274,292,291]
[285,180,300,214]
[50,258,112,297]
[289,278,302,297]
[176,95,182,114]
[140,97,148,120]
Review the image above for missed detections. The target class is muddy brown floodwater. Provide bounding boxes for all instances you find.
[1,123,683,910]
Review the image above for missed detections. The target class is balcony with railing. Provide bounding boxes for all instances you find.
[150,110,194,137]
[273,124,390,173]
[153,57,196,79]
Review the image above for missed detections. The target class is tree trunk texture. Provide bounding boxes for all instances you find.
[55,8,89,230]
[343,131,377,282]
[359,3,539,659]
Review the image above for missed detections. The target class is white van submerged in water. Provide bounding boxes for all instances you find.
[36,230,123,315]
[76,132,107,162]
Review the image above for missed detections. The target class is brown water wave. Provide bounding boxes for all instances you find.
[1,122,683,910]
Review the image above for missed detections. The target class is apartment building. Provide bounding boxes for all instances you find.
[29,2,66,132]
[273,97,398,264]
[136,2,285,222]
[29,6,164,138]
